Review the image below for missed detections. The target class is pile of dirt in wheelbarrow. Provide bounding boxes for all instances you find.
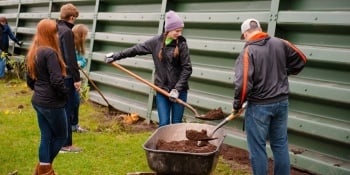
[156,139,217,153]
[153,139,312,175]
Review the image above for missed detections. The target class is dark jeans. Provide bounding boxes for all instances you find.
[63,78,75,146]
[155,91,187,127]
[0,58,5,78]
[245,100,290,175]
[71,90,80,127]
[33,104,67,163]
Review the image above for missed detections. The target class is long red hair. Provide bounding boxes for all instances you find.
[26,19,66,79]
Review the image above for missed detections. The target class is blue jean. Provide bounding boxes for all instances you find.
[156,91,187,127]
[71,90,80,127]
[0,58,5,78]
[33,104,68,163]
[244,100,290,175]
[63,78,75,146]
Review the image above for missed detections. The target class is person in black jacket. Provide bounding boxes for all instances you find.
[0,17,23,73]
[56,3,82,153]
[26,19,68,175]
[0,17,23,52]
[105,10,192,127]
[232,19,307,175]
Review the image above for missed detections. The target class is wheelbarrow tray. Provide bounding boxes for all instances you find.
[143,123,225,175]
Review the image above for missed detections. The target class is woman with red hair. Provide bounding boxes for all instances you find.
[26,19,68,175]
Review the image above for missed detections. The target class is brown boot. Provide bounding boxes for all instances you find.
[38,164,55,175]
[32,163,39,175]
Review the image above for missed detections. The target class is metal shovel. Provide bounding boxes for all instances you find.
[195,102,247,146]
[79,67,114,114]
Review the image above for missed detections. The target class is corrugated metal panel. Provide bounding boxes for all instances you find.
[90,0,162,118]
[272,1,350,174]
[1,0,349,174]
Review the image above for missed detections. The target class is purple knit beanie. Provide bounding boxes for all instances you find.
[164,10,184,32]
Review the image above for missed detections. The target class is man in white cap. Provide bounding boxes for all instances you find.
[232,18,307,175]
[105,10,192,127]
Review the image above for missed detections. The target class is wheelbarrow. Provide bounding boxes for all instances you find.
[143,123,225,175]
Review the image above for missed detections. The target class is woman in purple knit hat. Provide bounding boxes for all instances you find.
[105,10,192,127]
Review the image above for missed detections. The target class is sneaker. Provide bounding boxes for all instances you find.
[59,146,82,153]
[75,126,88,133]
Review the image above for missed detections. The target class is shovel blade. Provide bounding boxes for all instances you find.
[185,129,217,141]
[195,107,225,120]
[197,140,209,147]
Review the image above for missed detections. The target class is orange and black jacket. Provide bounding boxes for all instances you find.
[233,32,307,110]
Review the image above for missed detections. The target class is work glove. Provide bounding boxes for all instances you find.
[232,102,247,115]
[169,89,179,102]
[16,41,23,47]
[231,108,239,115]
[104,52,121,63]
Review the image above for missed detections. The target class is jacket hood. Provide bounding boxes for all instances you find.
[245,32,270,47]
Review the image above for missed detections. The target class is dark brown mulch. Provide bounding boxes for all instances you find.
[185,129,216,141]
[198,107,225,120]
[220,144,314,175]
[156,139,217,153]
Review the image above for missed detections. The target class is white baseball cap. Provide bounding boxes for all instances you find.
[240,18,261,40]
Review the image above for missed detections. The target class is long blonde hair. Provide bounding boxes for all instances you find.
[72,24,89,55]
[26,19,66,79]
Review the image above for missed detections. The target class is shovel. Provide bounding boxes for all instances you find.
[111,62,207,118]
[187,102,247,146]
[79,67,114,114]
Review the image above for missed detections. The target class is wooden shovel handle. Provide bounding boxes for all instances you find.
[111,62,201,117]
[80,67,112,107]
[209,102,247,137]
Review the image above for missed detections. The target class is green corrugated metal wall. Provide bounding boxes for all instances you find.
[1,0,349,174]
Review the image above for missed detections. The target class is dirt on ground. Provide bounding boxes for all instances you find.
[220,144,314,175]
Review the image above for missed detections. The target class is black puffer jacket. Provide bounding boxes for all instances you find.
[117,35,192,92]
[26,47,68,108]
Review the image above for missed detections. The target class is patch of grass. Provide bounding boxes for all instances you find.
[0,77,239,175]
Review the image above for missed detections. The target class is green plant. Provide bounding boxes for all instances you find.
[80,83,90,102]
[6,54,26,80]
